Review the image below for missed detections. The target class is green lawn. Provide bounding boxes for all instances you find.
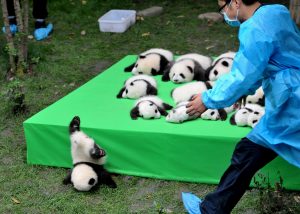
[0,0,299,213]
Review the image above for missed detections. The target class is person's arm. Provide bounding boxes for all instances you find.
[202,28,274,109]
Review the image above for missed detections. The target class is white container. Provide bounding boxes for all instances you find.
[98,10,136,33]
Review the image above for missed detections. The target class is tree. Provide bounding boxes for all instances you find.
[1,0,29,79]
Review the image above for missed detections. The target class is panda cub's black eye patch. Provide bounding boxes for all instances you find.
[155,109,158,113]
[135,64,138,68]
[180,73,185,79]
[149,103,154,106]
[130,82,134,86]
[210,111,215,116]
[222,61,229,67]
[125,89,128,94]
[214,70,218,75]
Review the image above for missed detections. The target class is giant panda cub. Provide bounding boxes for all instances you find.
[116,75,157,99]
[124,48,173,76]
[230,104,265,127]
[201,105,236,121]
[205,51,236,81]
[130,95,172,120]
[171,81,215,104]
[162,53,212,83]
[246,86,265,106]
[166,101,198,123]
[63,116,117,191]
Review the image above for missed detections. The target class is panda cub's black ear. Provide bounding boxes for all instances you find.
[130,106,140,120]
[116,87,126,98]
[124,63,135,72]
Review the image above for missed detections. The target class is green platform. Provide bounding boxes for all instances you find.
[24,55,300,190]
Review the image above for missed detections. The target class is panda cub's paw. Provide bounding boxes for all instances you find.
[69,116,80,134]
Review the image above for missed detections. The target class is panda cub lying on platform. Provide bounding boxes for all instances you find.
[116,75,157,99]
[130,95,172,120]
[124,48,173,76]
[162,53,212,83]
[63,116,117,191]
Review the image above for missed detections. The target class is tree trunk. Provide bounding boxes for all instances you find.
[14,0,25,76]
[1,0,16,77]
[22,0,29,62]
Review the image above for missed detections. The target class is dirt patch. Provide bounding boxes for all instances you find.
[81,60,113,76]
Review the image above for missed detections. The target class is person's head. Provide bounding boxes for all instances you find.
[218,0,261,25]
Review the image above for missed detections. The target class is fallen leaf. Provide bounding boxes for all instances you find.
[205,45,215,50]
[177,15,185,18]
[81,30,86,36]
[81,0,87,5]
[27,35,34,40]
[142,32,150,37]
[294,196,300,203]
[11,197,20,204]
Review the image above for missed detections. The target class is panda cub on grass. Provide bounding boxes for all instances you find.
[63,116,117,191]
[130,95,172,120]
[124,48,174,76]
[116,75,157,99]
[162,53,212,83]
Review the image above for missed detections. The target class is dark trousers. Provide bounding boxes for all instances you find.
[6,0,48,19]
[200,137,278,214]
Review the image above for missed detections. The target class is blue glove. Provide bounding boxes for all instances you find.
[34,23,53,41]
[2,24,18,35]
[182,192,202,214]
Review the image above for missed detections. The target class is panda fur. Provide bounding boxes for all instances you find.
[171,81,215,104]
[205,51,236,81]
[200,108,228,121]
[130,95,173,120]
[63,116,117,191]
[230,108,250,127]
[246,104,265,128]
[166,101,198,123]
[124,48,173,76]
[116,75,157,99]
[246,86,265,106]
[162,54,212,83]
[230,104,265,127]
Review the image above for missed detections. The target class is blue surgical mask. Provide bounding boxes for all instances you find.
[222,1,241,27]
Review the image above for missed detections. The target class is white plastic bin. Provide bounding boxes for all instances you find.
[98,10,136,33]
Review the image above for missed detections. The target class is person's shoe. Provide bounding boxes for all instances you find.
[182,192,202,214]
[2,24,18,35]
[34,23,53,41]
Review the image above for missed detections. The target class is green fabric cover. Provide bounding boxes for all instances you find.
[23,55,300,190]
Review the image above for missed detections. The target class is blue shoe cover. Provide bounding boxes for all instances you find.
[2,24,18,34]
[34,23,53,41]
[182,192,202,214]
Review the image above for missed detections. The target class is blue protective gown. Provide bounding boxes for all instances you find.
[202,4,300,168]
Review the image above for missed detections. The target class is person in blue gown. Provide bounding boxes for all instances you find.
[182,0,300,213]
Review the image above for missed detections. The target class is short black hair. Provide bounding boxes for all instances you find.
[224,0,259,5]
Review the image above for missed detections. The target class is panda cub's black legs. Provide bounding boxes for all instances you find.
[98,169,117,188]
[65,116,117,191]
[69,116,80,134]
[63,170,72,185]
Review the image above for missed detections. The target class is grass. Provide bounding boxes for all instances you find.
[0,0,299,213]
